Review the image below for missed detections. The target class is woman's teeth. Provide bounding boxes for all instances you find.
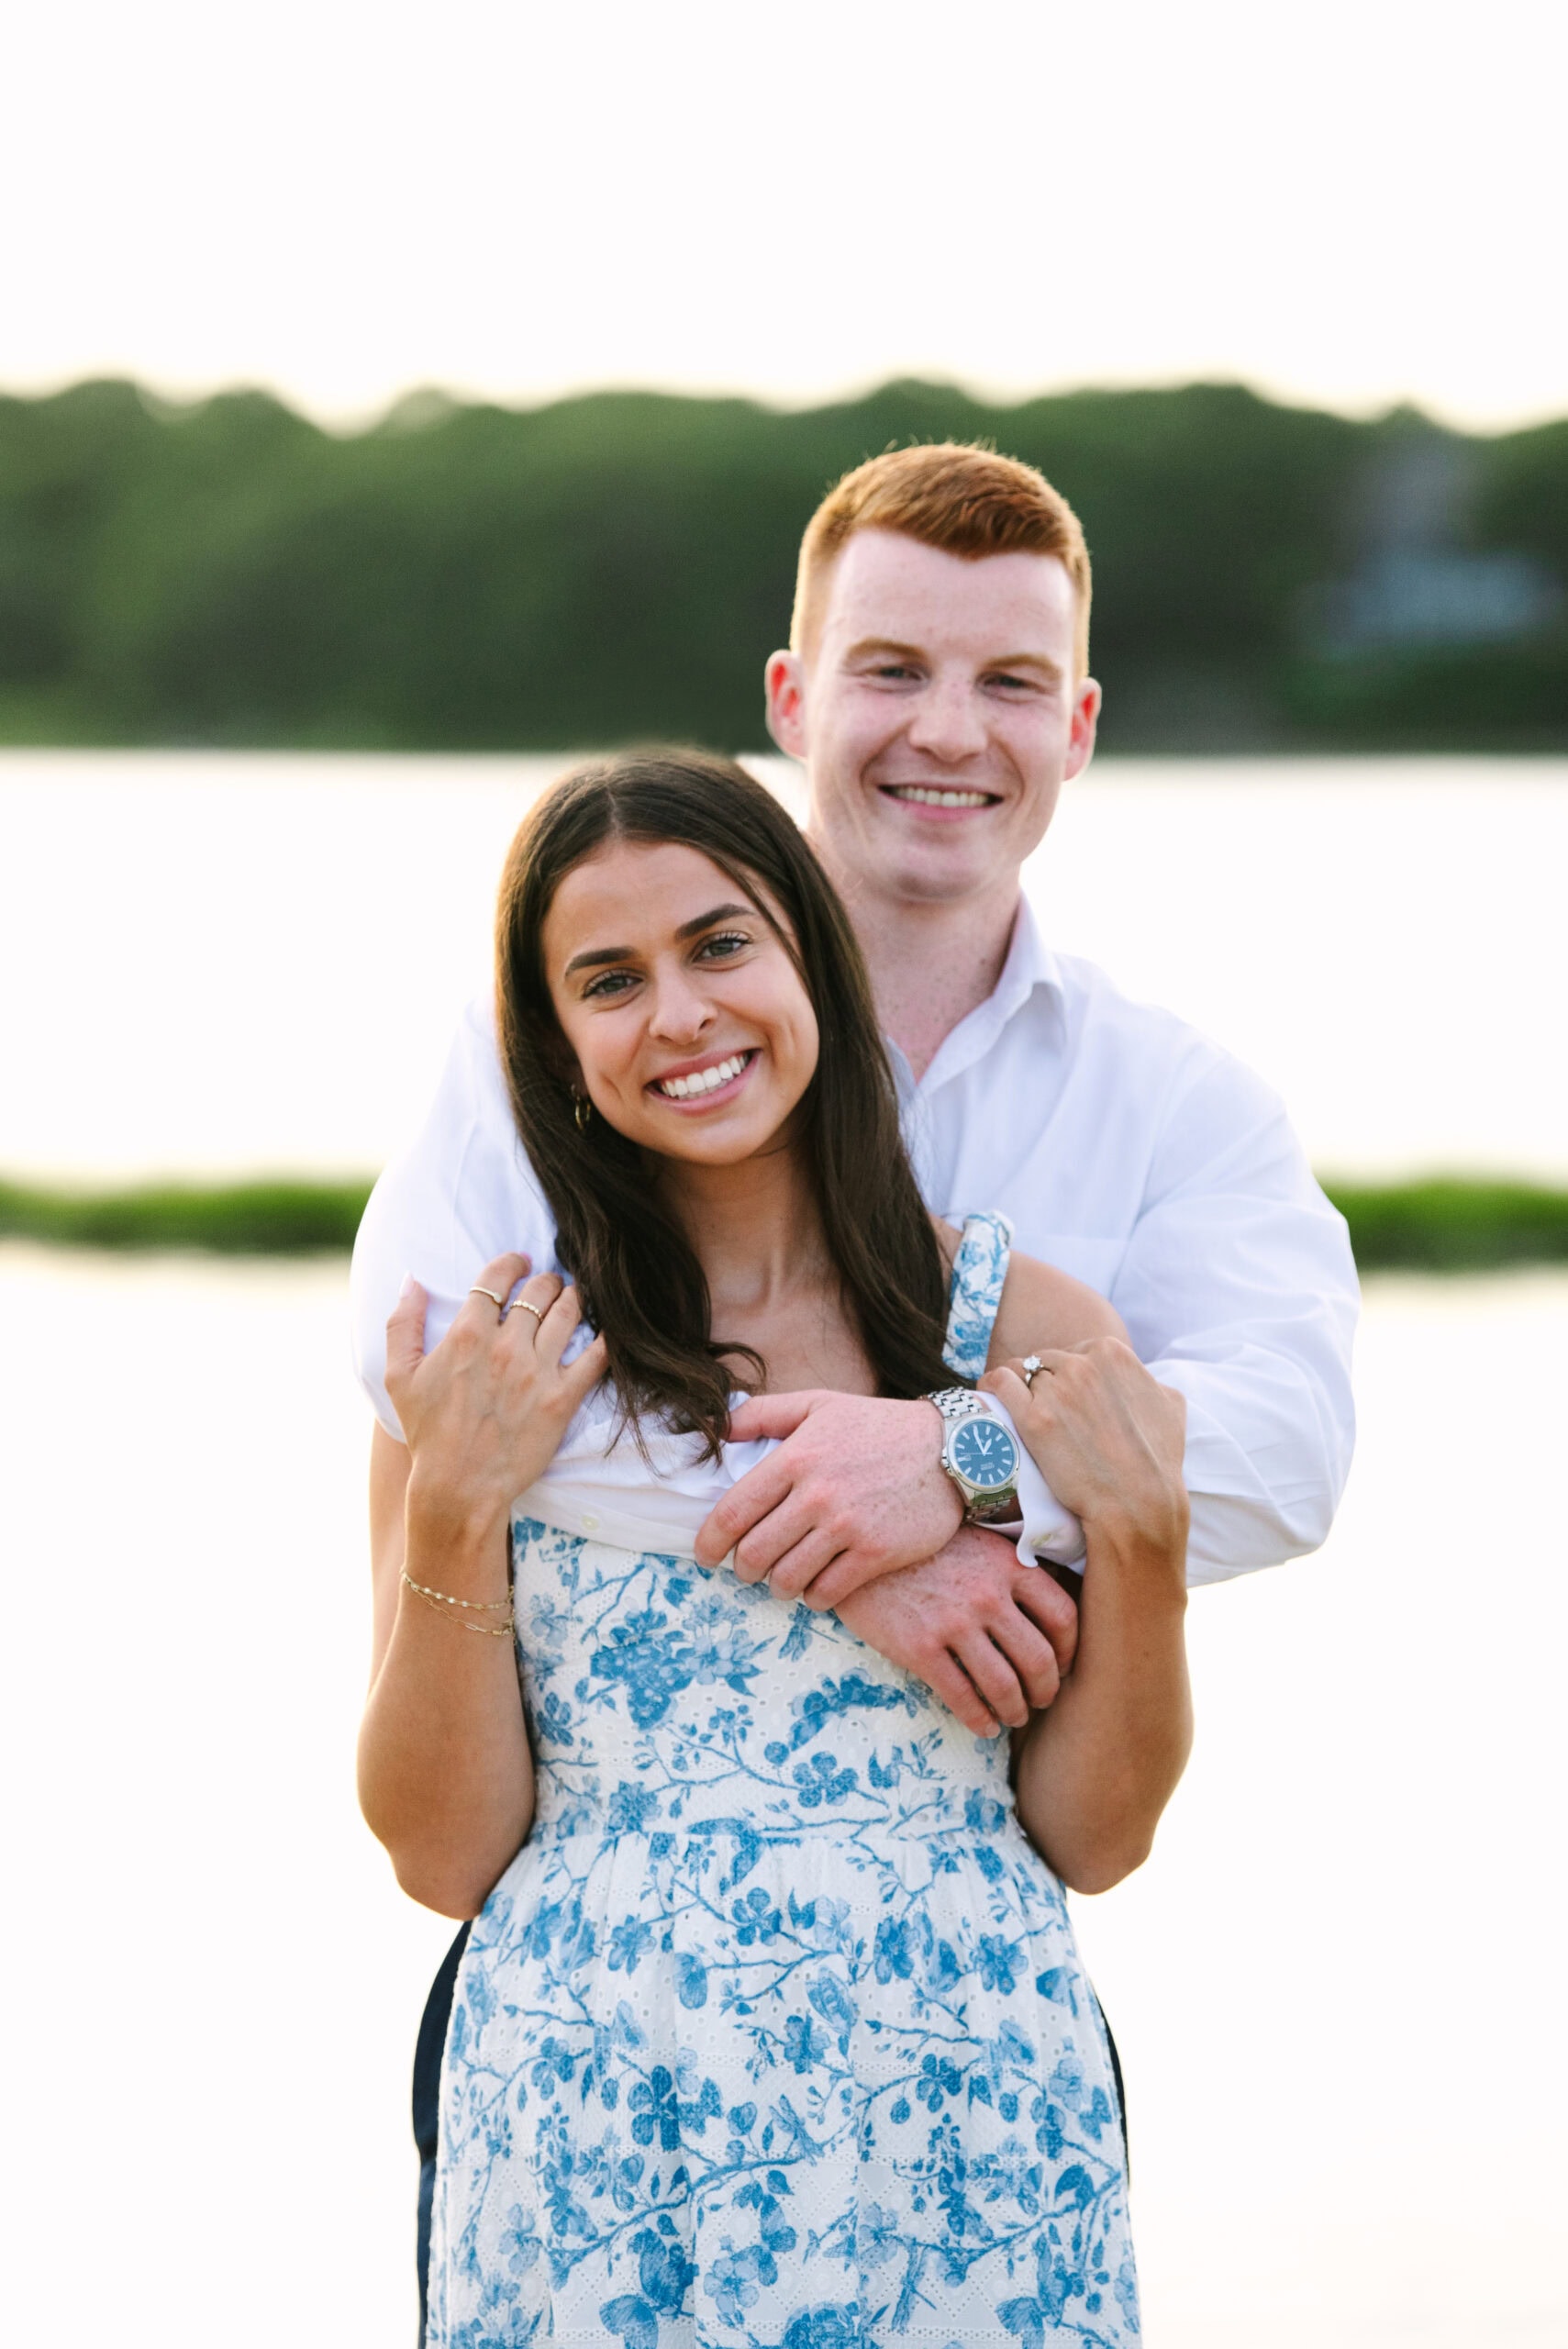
[655,1052,751,1099]
[886,786,992,807]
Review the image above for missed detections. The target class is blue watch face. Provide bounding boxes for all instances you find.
[951,1415,1018,1489]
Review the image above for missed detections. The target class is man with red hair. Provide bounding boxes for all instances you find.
[352,441,1357,2331]
[357,440,1352,1615]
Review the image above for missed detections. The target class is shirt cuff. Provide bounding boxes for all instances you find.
[980,1397,1086,1567]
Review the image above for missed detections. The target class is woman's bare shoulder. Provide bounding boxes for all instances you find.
[929,1213,963,1273]
[989,1247,1128,1366]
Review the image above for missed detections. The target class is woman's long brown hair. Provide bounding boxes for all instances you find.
[495,750,953,1455]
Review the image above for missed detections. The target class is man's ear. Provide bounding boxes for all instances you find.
[764,649,808,759]
[1064,677,1102,781]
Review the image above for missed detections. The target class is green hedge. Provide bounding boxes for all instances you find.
[0,1176,373,1255]
[4,1172,1567,1273]
[1320,1178,1568,1272]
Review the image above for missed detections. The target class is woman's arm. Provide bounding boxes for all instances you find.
[356,1253,606,1918]
[984,1241,1130,1361]
[982,1340,1192,1895]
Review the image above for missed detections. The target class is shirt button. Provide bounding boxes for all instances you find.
[583,1511,599,1531]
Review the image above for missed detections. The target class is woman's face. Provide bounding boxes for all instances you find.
[541,839,820,1167]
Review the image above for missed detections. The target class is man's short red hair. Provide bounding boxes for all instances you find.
[791,442,1093,677]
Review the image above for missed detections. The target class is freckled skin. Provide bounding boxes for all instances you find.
[767,530,1100,944]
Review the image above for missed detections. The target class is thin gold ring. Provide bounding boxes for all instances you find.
[511,1298,546,1325]
[469,1285,506,1313]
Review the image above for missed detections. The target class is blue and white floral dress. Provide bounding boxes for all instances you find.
[428,1214,1138,2349]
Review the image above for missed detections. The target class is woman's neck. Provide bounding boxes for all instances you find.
[656,1136,831,1319]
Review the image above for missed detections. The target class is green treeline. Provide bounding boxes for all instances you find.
[4,1173,1566,1274]
[2,376,1565,753]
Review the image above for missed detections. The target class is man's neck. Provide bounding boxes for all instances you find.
[816,853,1022,1082]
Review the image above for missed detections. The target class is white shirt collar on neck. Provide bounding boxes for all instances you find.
[914,893,1064,1098]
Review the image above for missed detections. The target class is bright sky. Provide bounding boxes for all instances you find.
[5,0,1563,433]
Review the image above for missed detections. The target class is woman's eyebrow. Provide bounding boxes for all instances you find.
[673,902,751,941]
[563,942,634,976]
[562,905,751,977]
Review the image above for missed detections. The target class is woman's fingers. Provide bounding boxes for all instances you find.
[462,1251,534,1325]
[985,1341,1189,1534]
[982,1363,1031,1415]
[517,1274,575,1362]
[981,1353,1068,1413]
[560,1331,608,1408]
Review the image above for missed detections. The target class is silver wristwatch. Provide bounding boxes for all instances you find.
[926,1387,1021,1527]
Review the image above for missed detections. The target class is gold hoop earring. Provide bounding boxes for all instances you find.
[573,1091,593,1132]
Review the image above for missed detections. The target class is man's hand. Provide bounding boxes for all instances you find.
[836,1526,1079,1737]
[695,1391,962,1604]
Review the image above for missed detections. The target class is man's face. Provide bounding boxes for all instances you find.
[766,529,1100,909]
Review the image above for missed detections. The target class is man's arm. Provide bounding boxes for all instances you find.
[350,997,556,1436]
[698,1056,1355,1595]
[1108,1052,1358,1586]
[695,1247,1119,1601]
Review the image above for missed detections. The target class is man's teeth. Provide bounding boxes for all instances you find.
[656,1052,750,1099]
[887,786,992,807]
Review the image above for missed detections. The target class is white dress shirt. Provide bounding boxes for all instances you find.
[349,898,1358,1586]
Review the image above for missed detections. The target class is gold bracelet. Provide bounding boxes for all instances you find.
[401,1570,511,1610]
[401,1572,515,1637]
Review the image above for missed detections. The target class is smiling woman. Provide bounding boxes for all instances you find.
[360,746,1192,2348]
[494,748,954,1447]
[548,863,816,1149]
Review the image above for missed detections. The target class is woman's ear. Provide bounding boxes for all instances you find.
[539,1030,583,1092]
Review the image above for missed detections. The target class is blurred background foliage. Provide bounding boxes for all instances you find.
[5,1170,1565,1272]
[2,375,1564,753]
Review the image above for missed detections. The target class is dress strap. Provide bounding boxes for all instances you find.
[940,1210,1014,1380]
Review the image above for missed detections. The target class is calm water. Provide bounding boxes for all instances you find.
[2,749,1566,1182]
[3,752,1565,2344]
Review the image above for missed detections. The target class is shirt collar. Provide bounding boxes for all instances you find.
[993,893,1063,1018]
[913,893,1065,1097]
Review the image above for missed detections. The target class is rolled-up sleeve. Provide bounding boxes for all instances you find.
[349,998,558,1440]
[1110,1051,1359,1586]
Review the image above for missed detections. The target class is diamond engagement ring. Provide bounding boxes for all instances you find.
[1020,1353,1046,1387]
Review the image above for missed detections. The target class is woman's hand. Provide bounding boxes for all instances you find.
[982,1337,1188,1564]
[983,1340,1193,1895]
[385,1251,607,1545]
[361,1253,606,1916]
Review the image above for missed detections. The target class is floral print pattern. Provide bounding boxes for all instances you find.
[427,1216,1136,2347]
[940,1212,1015,1384]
